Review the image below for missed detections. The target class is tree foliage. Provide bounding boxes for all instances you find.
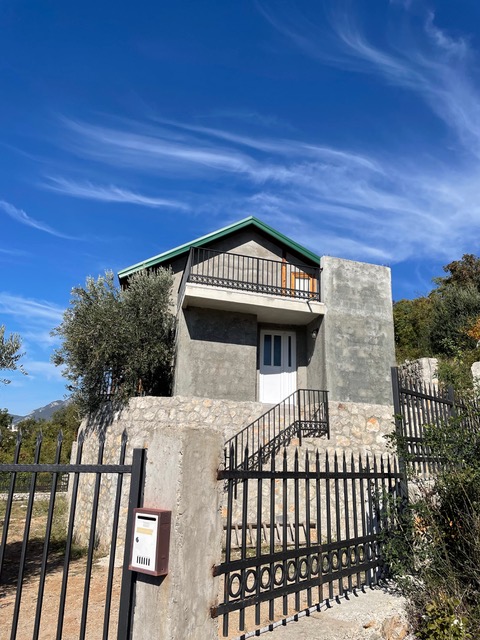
[0,403,81,465]
[52,269,175,415]
[0,325,26,384]
[393,296,434,362]
[387,407,480,638]
[434,254,480,291]
[394,254,480,389]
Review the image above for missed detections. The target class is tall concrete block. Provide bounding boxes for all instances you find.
[132,420,224,640]
[320,256,395,405]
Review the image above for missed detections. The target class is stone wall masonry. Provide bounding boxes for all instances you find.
[72,396,394,549]
[71,395,396,640]
[398,358,438,387]
[72,396,268,552]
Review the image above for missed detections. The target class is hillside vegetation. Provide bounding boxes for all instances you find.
[394,254,480,388]
[0,403,81,464]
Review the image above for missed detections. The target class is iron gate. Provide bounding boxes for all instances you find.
[0,429,145,640]
[213,444,403,637]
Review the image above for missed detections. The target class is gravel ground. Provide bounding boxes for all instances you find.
[236,586,415,640]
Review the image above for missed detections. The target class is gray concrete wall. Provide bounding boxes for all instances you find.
[207,229,295,262]
[320,257,395,405]
[306,316,325,390]
[132,420,223,640]
[173,307,258,401]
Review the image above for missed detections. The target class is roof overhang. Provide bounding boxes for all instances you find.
[118,216,320,282]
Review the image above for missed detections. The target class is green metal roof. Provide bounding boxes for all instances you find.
[118,216,320,280]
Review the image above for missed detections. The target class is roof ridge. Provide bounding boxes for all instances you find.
[118,216,320,280]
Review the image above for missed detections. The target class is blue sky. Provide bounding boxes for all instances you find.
[1,0,480,415]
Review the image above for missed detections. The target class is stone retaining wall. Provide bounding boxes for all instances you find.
[72,395,394,550]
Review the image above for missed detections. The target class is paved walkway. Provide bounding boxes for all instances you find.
[239,587,413,640]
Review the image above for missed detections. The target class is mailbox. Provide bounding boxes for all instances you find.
[128,508,171,576]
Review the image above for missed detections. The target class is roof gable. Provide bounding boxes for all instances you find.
[118,216,320,280]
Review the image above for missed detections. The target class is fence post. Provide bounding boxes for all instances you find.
[391,367,409,503]
[130,422,224,640]
[447,385,456,419]
[118,448,146,640]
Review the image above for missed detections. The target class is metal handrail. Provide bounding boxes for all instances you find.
[180,247,321,303]
[224,389,329,472]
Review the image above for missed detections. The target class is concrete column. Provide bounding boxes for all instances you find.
[320,256,396,405]
[472,361,480,387]
[132,421,224,640]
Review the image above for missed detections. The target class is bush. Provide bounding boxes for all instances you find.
[388,407,480,638]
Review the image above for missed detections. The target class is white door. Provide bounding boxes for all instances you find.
[259,331,297,403]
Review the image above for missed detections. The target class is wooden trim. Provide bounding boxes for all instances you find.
[291,272,316,295]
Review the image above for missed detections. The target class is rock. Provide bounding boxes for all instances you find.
[381,615,409,640]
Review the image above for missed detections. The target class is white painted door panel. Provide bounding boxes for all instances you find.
[259,331,297,403]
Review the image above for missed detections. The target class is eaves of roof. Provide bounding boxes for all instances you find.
[118,216,320,281]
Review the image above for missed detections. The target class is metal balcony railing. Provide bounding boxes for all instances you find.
[179,247,321,305]
[224,389,329,473]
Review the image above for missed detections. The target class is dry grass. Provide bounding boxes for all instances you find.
[0,496,122,640]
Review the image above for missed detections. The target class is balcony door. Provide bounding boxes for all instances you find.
[259,331,297,403]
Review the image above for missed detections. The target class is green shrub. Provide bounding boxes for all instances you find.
[387,405,480,637]
[417,597,470,640]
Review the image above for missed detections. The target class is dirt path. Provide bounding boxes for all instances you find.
[0,557,122,640]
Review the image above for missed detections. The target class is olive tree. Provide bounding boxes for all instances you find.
[0,325,26,384]
[52,268,175,415]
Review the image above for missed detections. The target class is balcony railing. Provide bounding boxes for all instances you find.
[179,247,321,304]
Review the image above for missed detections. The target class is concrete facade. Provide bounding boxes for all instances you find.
[131,420,224,640]
[173,307,258,401]
[320,256,396,405]
[121,219,396,409]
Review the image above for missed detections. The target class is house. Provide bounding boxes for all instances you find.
[118,216,395,408]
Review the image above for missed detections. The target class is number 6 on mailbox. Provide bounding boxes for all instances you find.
[128,508,171,576]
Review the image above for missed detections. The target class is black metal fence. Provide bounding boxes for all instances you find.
[0,472,69,493]
[213,445,402,636]
[183,247,321,301]
[392,367,455,476]
[225,389,329,473]
[0,429,145,640]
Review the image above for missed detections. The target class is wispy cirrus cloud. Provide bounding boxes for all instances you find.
[0,293,64,353]
[257,1,480,156]
[0,293,64,324]
[57,112,480,264]
[62,117,261,176]
[22,360,65,382]
[43,176,189,210]
[0,200,76,240]
[0,247,29,257]
[52,4,480,265]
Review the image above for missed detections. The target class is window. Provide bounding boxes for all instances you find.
[291,272,315,297]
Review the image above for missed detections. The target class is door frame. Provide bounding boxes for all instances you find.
[258,329,297,403]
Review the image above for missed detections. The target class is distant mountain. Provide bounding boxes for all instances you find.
[12,399,71,425]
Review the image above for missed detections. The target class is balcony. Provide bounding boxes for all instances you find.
[178,248,326,324]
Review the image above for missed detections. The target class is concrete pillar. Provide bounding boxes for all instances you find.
[471,362,480,387]
[320,256,396,405]
[131,421,224,640]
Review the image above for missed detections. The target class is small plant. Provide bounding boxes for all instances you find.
[417,597,470,640]
[386,403,480,638]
